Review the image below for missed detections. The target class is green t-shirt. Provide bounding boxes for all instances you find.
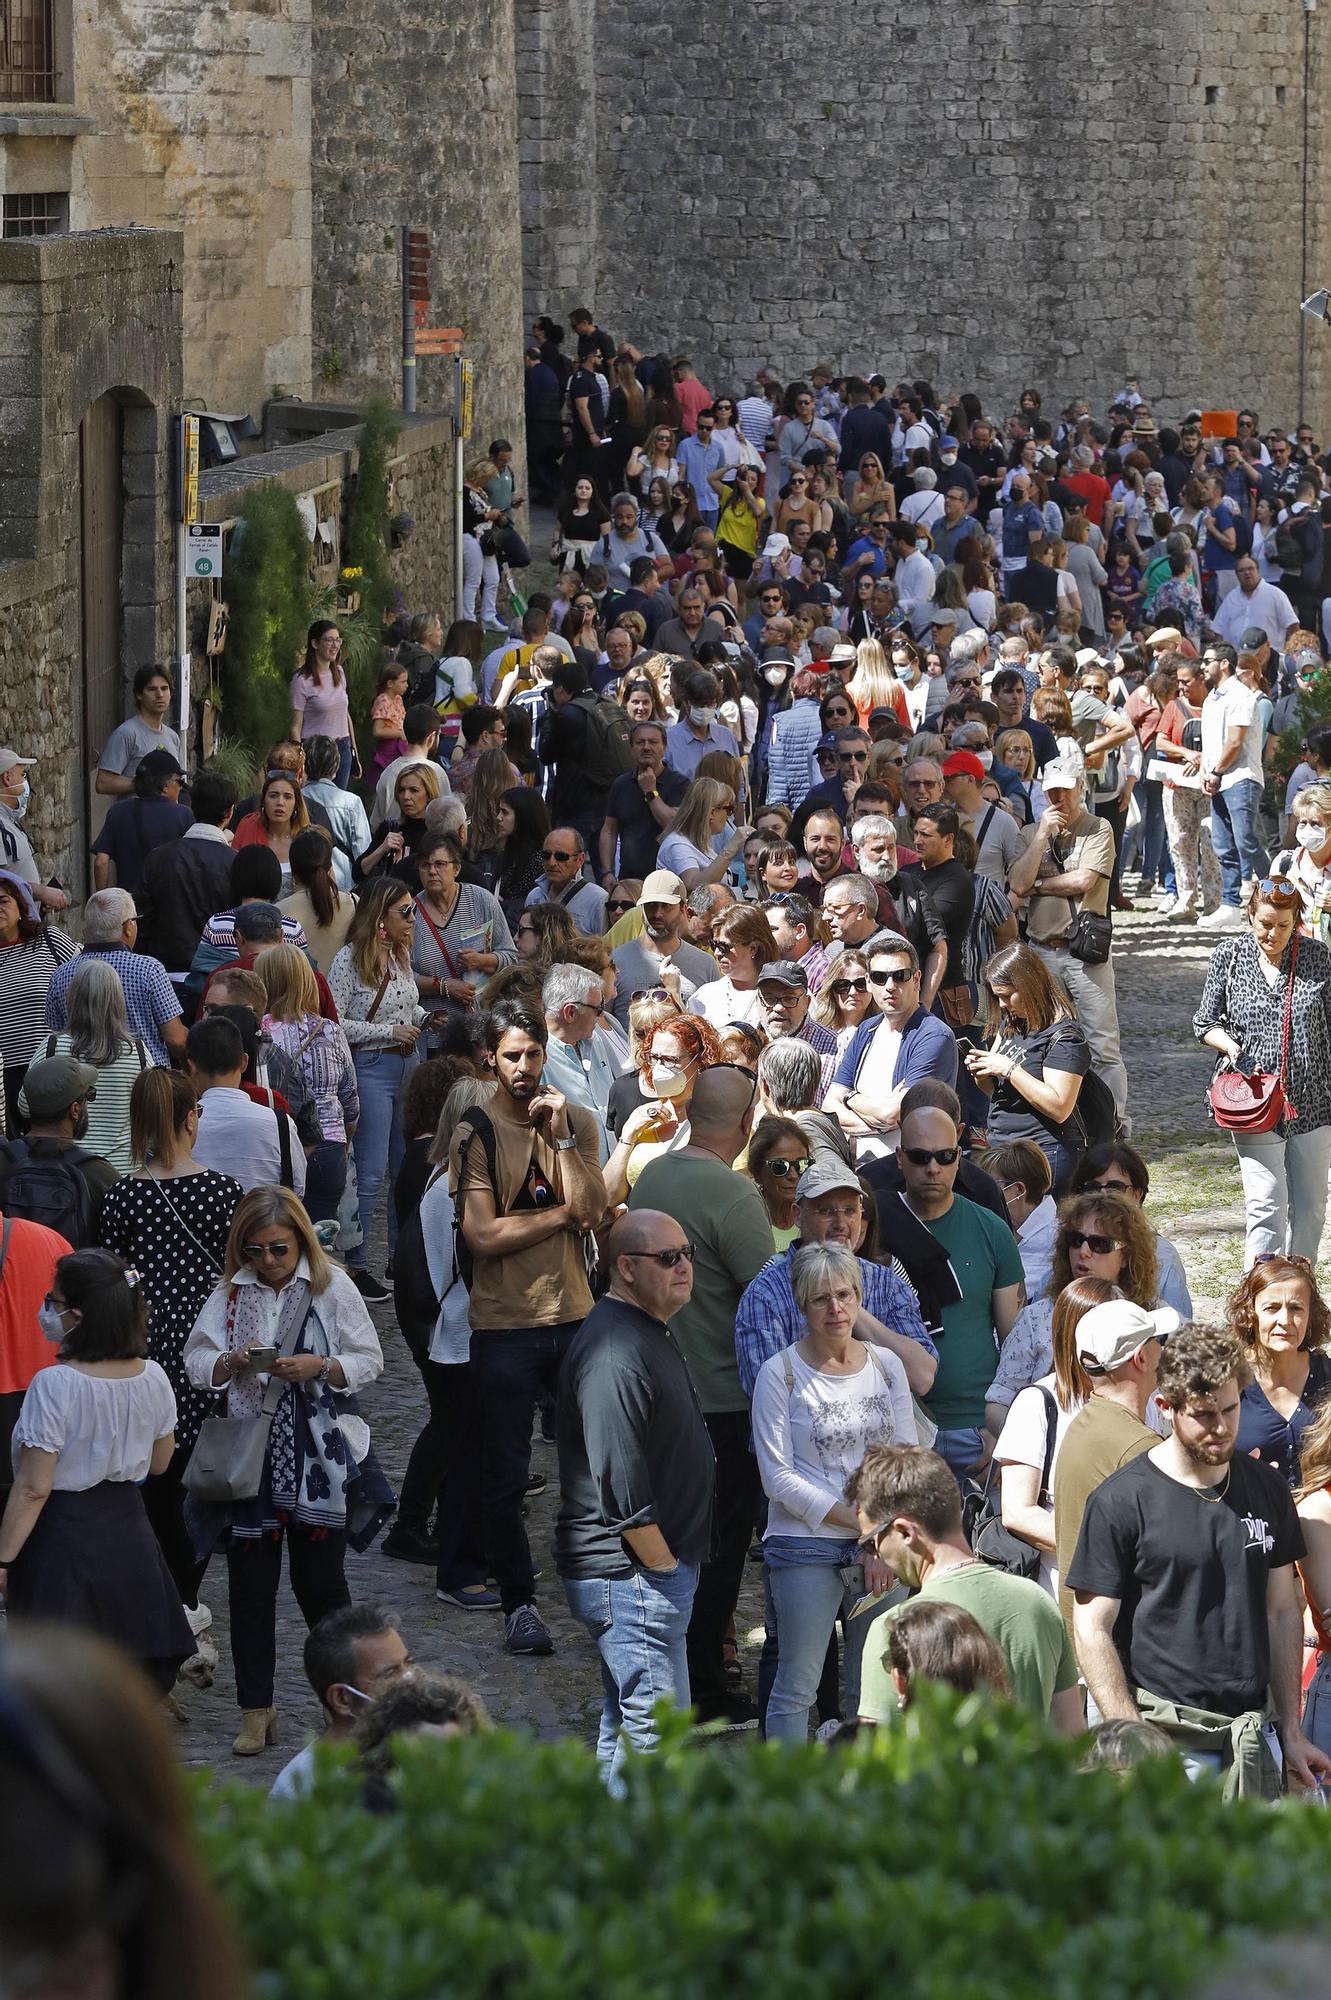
[629,1154,775,1414]
[858,1562,1080,1723]
[918,1197,1025,1430]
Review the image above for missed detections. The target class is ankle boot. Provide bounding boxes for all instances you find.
[233,1707,278,1756]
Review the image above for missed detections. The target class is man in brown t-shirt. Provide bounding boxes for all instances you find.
[454,997,605,1657]
[1052,1297,1178,1635]
[1008,761,1128,1122]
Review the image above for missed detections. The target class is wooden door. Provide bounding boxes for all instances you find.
[79,393,123,887]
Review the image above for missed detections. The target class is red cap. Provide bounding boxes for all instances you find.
[942,750,986,783]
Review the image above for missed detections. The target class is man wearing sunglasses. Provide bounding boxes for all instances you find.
[824,942,958,1162]
[556,1209,715,1779]
[540,964,622,1161]
[524,826,608,934]
[792,733,873,836]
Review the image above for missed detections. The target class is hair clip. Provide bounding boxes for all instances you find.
[124,1268,141,1289]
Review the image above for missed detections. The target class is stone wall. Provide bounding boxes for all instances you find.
[518,0,1331,427]
[309,0,527,490]
[68,0,313,410]
[0,228,181,896]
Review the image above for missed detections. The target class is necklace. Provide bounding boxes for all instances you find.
[1197,1464,1233,1503]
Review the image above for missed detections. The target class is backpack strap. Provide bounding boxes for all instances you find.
[781,1346,795,1393]
[43,1034,57,1061]
[1036,1383,1058,1506]
[0,1212,12,1289]
[274,1105,294,1190]
[133,1038,149,1072]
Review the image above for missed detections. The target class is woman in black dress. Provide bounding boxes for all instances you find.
[97,1068,243,1617]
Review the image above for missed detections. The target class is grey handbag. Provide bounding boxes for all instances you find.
[183,1301,313,1504]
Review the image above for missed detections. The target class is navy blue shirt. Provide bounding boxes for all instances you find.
[1236,1350,1331,1487]
[90,796,193,896]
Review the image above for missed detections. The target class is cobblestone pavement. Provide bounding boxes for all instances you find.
[175,898,1281,1778]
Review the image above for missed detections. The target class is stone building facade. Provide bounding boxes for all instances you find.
[516,0,1331,425]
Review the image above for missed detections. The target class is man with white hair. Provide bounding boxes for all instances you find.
[541,962,623,1160]
[948,631,990,688]
[599,494,670,591]
[43,889,185,1064]
[1008,761,1128,1120]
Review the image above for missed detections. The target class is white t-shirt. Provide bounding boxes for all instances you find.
[752,1342,915,1540]
[1201,676,1264,792]
[993,1373,1081,1597]
[689,978,764,1027]
[850,1019,902,1162]
[655,831,712,878]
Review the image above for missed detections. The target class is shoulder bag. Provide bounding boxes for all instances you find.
[964,1385,1057,1580]
[183,1291,315,1503]
[1209,934,1300,1135]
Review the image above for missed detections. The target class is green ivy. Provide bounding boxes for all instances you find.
[191,1694,1331,1999]
[341,400,403,745]
[221,484,312,762]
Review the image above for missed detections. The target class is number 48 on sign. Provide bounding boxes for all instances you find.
[186,525,224,578]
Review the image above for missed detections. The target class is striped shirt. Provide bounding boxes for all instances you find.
[45,947,182,1067]
[21,1031,151,1171]
[0,929,79,1070]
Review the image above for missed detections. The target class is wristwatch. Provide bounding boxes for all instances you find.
[554,1134,577,1152]
[644,789,659,801]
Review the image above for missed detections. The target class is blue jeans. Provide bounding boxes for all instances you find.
[1210,778,1268,907]
[471,1322,580,1613]
[336,736,354,789]
[933,1425,984,1485]
[564,1561,699,1783]
[1138,778,1174,890]
[763,1546,858,1741]
[349,1045,417,1268]
[1303,1651,1331,1756]
[303,1137,347,1225]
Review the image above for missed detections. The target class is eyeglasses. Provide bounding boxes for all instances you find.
[242,1240,293,1260]
[542,848,580,863]
[1065,1229,1121,1256]
[1089,1178,1135,1196]
[904,1146,959,1167]
[762,1155,811,1179]
[620,1245,696,1268]
[1253,1251,1314,1272]
[830,977,869,997]
[1255,878,1302,906]
[868,966,916,986]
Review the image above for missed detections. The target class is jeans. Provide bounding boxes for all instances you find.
[1162,784,1221,910]
[764,1553,858,1741]
[689,1410,761,1709]
[336,736,353,789]
[470,1322,580,1614]
[1137,777,1173,890]
[303,1137,347,1225]
[933,1425,984,1484]
[227,1525,350,1710]
[1303,1651,1331,1756]
[1032,944,1130,1122]
[349,1045,417,1269]
[1210,778,1269,908]
[1232,1124,1331,1266]
[462,534,501,626]
[564,1560,699,1782]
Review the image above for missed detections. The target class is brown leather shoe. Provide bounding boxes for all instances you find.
[232,1707,278,1755]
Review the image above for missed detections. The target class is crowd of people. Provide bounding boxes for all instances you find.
[3,340,1331,1814]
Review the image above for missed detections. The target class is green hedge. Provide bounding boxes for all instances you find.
[192,1697,1331,2000]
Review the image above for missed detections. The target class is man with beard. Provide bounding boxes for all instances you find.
[609,871,717,1026]
[0,1056,119,1245]
[851,813,947,1003]
[1068,1321,1331,1795]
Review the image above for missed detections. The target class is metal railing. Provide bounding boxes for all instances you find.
[0,0,58,103]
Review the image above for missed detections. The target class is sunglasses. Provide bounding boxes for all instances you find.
[631,986,684,1004]
[606,898,635,915]
[1089,1178,1135,1196]
[838,752,869,766]
[904,1146,959,1167]
[762,1155,811,1179]
[542,848,580,863]
[868,967,916,986]
[830,977,869,997]
[393,905,415,920]
[1254,1251,1314,1272]
[1065,1229,1121,1256]
[620,1245,696,1268]
[1255,878,1302,906]
[243,1240,293,1260]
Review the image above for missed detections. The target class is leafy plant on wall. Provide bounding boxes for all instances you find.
[340,399,403,747]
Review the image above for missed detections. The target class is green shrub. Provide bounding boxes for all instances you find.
[221,484,312,763]
[192,1696,1331,2000]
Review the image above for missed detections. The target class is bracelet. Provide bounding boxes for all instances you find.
[317,1356,332,1384]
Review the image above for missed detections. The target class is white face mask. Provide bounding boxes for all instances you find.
[650,1062,690,1099]
[977,749,994,771]
[764,666,789,688]
[940,452,958,467]
[689,706,717,728]
[1296,820,1330,852]
[38,1303,69,1344]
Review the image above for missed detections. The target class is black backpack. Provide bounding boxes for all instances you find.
[1074,1065,1122,1149]
[575,691,633,788]
[1274,513,1311,575]
[0,1139,95,1247]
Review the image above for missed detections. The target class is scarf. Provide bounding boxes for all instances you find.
[222,1279,355,1538]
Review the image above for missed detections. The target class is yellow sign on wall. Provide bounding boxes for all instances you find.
[181,414,200,525]
[459,358,474,440]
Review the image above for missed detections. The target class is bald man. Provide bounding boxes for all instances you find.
[556,1209,716,1779]
[629,1066,774,1724]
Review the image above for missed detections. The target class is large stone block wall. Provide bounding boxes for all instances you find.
[518,0,1330,425]
[310,0,527,500]
[68,0,313,410]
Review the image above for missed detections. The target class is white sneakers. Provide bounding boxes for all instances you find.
[1196,904,1244,931]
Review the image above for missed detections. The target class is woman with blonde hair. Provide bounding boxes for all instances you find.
[849,452,896,519]
[1270,779,1331,941]
[329,878,425,1301]
[846,637,909,729]
[259,943,358,1225]
[656,775,748,891]
[25,957,148,1172]
[993,728,1047,826]
[627,422,680,497]
[375,760,441,894]
[813,949,878,1054]
[183,1185,384,1753]
[280,825,355,973]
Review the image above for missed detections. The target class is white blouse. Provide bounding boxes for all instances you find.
[327,946,426,1048]
[13,1360,176,1488]
[182,1261,384,1396]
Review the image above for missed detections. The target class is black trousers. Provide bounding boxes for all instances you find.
[396,1353,489,1593]
[142,1448,209,1610]
[470,1322,579,1615]
[687,1410,761,1708]
[227,1526,349,1710]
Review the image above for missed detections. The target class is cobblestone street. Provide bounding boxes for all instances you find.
[176,902,1295,1778]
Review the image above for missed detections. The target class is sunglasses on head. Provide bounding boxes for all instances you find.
[831,977,869,996]
[1253,1251,1314,1272]
[632,986,684,1004]
[868,966,915,986]
[1255,878,1302,906]
[904,1146,959,1167]
[762,1155,811,1179]
[1066,1229,1120,1256]
[621,1244,696,1268]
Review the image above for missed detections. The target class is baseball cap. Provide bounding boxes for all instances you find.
[639,869,686,907]
[795,1158,864,1203]
[942,750,986,783]
[21,1055,98,1119]
[939,434,959,449]
[757,959,809,992]
[0,750,36,776]
[1076,1299,1181,1375]
[817,730,840,752]
[931,606,960,627]
[137,747,187,782]
[1239,626,1269,653]
[1041,760,1082,794]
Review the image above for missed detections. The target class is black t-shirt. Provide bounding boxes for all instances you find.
[897,860,974,985]
[1066,1451,1303,1716]
[569,367,606,434]
[986,1019,1091,1150]
[1020,561,1061,620]
[605,766,689,880]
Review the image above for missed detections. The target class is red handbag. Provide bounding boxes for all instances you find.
[1208,935,1299,1135]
